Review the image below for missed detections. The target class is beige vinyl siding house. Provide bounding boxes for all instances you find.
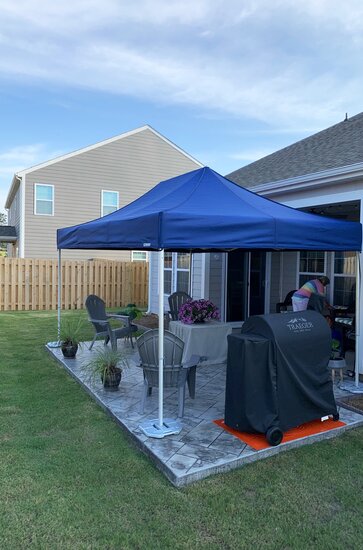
[5,126,202,260]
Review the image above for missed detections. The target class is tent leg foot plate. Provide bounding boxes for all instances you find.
[47,341,62,348]
[139,418,182,438]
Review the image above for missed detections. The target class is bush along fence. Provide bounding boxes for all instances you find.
[0,258,148,311]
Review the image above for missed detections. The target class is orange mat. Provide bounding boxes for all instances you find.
[213,418,346,450]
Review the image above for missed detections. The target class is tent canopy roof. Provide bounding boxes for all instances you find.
[57,167,362,252]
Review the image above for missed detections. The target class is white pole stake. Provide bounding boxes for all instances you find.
[158,249,165,427]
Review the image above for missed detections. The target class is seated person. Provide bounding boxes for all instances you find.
[292,276,331,312]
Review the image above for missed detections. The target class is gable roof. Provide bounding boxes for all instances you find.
[227,112,363,188]
[5,126,203,209]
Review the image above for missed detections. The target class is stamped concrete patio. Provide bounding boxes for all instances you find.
[47,341,363,487]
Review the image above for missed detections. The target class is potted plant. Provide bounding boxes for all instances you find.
[84,347,129,389]
[178,299,220,324]
[117,303,143,321]
[60,316,84,358]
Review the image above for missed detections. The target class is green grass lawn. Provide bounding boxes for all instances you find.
[0,310,362,549]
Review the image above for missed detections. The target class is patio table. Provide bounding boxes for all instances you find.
[169,320,233,365]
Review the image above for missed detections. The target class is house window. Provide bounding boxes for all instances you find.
[176,253,190,294]
[298,251,326,287]
[164,252,173,294]
[132,251,148,262]
[101,190,119,216]
[333,251,356,307]
[164,252,191,295]
[34,184,54,215]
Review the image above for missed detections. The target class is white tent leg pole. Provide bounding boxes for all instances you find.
[355,252,360,387]
[58,249,62,340]
[138,249,181,438]
[158,249,165,428]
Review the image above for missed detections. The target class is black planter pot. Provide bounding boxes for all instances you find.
[61,343,78,358]
[102,367,122,389]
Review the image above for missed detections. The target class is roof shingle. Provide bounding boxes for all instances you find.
[227,112,363,187]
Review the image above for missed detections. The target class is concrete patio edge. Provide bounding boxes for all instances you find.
[46,344,363,487]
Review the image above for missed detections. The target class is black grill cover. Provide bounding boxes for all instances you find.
[225,311,338,433]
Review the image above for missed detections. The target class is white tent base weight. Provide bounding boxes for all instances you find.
[139,418,182,438]
[339,381,363,394]
[47,341,62,348]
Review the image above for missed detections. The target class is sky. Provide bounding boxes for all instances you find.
[1,0,363,215]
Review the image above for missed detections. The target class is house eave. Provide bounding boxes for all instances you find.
[13,125,203,178]
[1,236,17,243]
[249,161,363,197]
[5,174,22,209]
[4,126,203,210]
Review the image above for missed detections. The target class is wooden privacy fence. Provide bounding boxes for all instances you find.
[0,258,149,311]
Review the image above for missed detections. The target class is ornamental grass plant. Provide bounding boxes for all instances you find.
[82,346,129,387]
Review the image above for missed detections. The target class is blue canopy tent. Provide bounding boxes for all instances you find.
[58,167,361,252]
[57,167,362,436]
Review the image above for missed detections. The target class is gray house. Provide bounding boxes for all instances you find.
[5,126,202,260]
[148,112,363,373]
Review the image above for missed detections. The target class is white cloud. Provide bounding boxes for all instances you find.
[0,0,362,131]
[229,149,276,163]
[0,144,63,213]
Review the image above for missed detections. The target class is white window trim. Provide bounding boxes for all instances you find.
[101,189,119,217]
[164,252,191,296]
[34,183,54,216]
[296,251,327,287]
[132,251,148,262]
[175,254,190,292]
[164,252,173,295]
[331,251,356,305]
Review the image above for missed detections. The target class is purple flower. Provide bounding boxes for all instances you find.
[178,299,220,324]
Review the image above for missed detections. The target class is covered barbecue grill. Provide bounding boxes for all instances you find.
[225,310,339,446]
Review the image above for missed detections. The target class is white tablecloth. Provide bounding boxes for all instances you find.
[169,320,232,365]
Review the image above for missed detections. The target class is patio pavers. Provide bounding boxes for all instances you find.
[47,342,363,486]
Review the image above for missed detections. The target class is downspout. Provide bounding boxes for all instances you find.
[146,252,152,313]
[19,175,25,258]
[189,252,194,296]
[279,252,284,302]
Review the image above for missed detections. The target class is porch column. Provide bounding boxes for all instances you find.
[355,250,363,384]
[356,205,363,383]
